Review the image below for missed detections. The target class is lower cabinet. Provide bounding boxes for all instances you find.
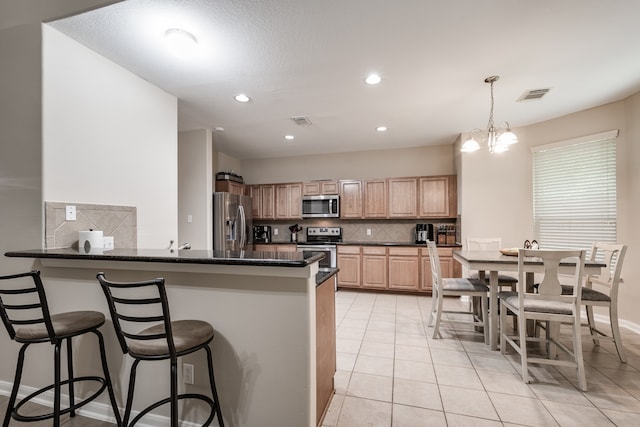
[253,244,296,252]
[337,245,460,293]
[316,274,336,425]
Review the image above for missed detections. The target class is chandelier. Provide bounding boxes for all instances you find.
[460,76,518,153]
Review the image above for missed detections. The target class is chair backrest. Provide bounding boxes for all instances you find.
[467,237,502,251]
[426,240,443,292]
[96,272,176,357]
[0,270,56,342]
[587,242,627,294]
[517,249,585,310]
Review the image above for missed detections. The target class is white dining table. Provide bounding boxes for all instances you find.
[452,250,605,351]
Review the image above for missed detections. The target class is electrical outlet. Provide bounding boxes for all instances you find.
[183,363,194,384]
[367,229,372,236]
[187,214,193,223]
[274,228,278,236]
[65,205,76,221]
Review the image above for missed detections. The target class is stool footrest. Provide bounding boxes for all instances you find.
[12,376,108,422]
[129,393,216,426]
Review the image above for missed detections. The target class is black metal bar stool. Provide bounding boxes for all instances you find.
[96,272,224,427]
[0,270,121,427]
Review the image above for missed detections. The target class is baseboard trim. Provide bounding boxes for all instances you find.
[0,381,206,427]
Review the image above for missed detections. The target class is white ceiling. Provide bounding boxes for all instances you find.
[48,0,640,160]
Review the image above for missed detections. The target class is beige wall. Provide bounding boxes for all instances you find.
[240,143,456,184]
[460,94,639,329]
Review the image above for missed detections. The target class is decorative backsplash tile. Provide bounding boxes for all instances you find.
[45,202,137,249]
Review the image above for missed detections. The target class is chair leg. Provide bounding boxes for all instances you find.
[204,345,224,427]
[3,344,28,427]
[66,338,76,418]
[518,312,530,384]
[170,358,178,427]
[499,301,506,355]
[123,359,140,427]
[609,305,627,363]
[432,291,444,339]
[54,341,62,427]
[585,305,599,346]
[481,294,489,345]
[427,290,437,327]
[94,330,122,426]
[573,314,587,391]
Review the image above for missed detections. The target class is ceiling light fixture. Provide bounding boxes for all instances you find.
[234,94,250,103]
[376,126,388,132]
[461,76,518,154]
[284,135,295,140]
[164,28,198,58]
[365,74,382,85]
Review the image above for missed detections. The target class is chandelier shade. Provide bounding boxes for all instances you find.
[461,76,518,154]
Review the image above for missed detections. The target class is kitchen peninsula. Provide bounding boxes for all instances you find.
[5,248,332,427]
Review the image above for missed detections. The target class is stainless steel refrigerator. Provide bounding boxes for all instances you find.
[213,192,253,251]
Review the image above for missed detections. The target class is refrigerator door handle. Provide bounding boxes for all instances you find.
[238,205,246,248]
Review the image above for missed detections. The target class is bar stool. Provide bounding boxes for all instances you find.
[96,272,224,427]
[0,270,121,427]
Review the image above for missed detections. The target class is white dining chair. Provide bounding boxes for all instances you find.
[466,237,518,291]
[562,242,628,362]
[427,240,489,344]
[499,249,587,391]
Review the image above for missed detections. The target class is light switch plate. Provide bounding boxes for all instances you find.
[65,205,76,221]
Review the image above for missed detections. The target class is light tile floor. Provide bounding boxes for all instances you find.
[323,290,640,427]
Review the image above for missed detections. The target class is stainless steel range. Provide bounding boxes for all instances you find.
[296,227,342,272]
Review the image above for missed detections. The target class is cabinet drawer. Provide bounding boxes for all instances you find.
[420,247,454,257]
[388,247,419,257]
[362,246,387,255]
[338,245,361,254]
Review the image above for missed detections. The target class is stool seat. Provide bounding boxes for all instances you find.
[129,320,214,356]
[15,311,105,341]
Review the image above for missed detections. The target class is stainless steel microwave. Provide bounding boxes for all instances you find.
[301,195,340,218]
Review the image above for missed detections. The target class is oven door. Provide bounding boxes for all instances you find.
[297,244,336,271]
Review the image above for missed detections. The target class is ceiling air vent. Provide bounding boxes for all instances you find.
[517,88,551,102]
[291,116,312,125]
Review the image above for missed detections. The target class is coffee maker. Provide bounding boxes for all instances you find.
[253,225,272,243]
[415,224,434,244]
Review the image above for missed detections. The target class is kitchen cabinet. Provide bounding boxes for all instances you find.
[361,246,387,289]
[420,247,459,292]
[419,175,457,218]
[303,180,338,196]
[254,244,296,252]
[387,177,418,218]
[339,180,364,218]
[215,180,244,195]
[275,183,302,219]
[316,274,336,426]
[388,247,420,291]
[248,185,262,218]
[261,185,276,219]
[364,179,387,218]
[337,246,361,288]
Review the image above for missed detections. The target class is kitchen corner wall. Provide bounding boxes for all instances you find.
[44,202,137,249]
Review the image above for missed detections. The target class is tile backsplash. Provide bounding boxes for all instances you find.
[45,202,137,249]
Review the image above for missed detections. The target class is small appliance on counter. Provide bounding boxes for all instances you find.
[415,224,434,244]
[253,225,272,243]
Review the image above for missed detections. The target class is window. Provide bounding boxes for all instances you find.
[532,131,617,250]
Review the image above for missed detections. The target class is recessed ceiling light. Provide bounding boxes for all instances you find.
[234,94,251,103]
[284,135,295,140]
[164,28,198,58]
[214,127,225,132]
[376,126,388,132]
[365,74,382,85]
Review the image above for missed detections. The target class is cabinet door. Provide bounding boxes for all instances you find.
[421,256,434,292]
[276,244,297,252]
[364,179,387,218]
[261,185,275,219]
[339,180,364,218]
[337,246,361,288]
[388,247,420,290]
[289,183,302,218]
[388,178,418,218]
[321,181,339,194]
[419,176,455,218]
[303,182,320,196]
[254,244,276,252]
[275,183,302,219]
[248,185,262,219]
[275,184,289,219]
[362,247,387,289]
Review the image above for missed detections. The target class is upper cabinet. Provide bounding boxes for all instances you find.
[275,183,302,219]
[339,180,364,218]
[364,179,387,218]
[418,175,457,218]
[303,180,338,196]
[387,177,418,218]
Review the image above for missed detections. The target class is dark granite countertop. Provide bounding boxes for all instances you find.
[316,268,338,286]
[5,248,324,268]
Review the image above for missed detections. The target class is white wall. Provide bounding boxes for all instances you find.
[42,25,178,248]
[178,129,213,250]
[240,144,456,184]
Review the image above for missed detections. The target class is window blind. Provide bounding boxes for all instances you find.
[532,135,617,251]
